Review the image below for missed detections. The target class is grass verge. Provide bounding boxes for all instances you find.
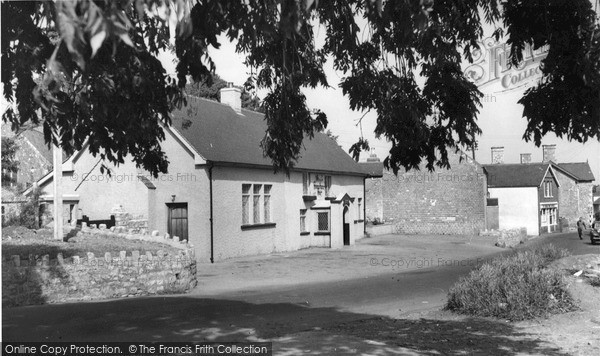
[445,244,577,321]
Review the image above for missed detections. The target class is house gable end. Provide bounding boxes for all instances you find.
[163,124,206,165]
[540,165,560,188]
[25,125,198,196]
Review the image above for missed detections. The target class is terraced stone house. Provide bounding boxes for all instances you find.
[483,145,595,235]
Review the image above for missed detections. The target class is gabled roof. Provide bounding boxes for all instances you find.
[483,163,557,188]
[20,130,53,163]
[171,96,367,176]
[2,127,57,164]
[483,161,595,189]
[23,142,90,196]
[556,162,595,182]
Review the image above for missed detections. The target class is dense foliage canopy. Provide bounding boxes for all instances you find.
[186,73,263,112]
[2,0,599,176]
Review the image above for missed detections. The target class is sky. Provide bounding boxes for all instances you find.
[159,35,599,183]
[2,5,596,183]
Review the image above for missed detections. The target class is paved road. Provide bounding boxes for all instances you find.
[194,231,599,318]
[529,230,600,256]
[3,232,596,343]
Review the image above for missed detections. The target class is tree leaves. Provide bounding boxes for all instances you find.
[2,0,183,177]
[90,30,107,57]
[185,73,264,112]
[2,0,598,178]
[505,0,600,145]
[349,137,370,161]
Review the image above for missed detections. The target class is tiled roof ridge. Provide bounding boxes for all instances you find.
[182,93,265,116]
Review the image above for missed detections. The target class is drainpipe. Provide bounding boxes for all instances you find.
[209,163,214,263]
[363,177,367,236]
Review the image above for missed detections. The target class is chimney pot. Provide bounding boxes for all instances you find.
[491,146,504,164]
[366,149,380,162]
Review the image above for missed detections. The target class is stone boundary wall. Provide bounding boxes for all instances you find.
[76,223,191,251]
[480,228,528,248]
[2,248,197,308]
[112,205,148,234]
[365,224,395,236]
[394,221,483,236]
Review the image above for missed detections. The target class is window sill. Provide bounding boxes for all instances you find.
[300,231,310,236]
[314,231,330,236]
[354,219,364,224]
[241,223,276,230]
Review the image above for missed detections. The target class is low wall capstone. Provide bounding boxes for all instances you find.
[75,222,191,251]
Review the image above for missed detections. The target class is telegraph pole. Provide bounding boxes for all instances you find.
[52,140,63,240]
[471,127,477,161]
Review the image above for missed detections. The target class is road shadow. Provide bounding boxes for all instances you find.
[3,296,568,355]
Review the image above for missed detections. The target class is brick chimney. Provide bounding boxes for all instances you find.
[542,144,556,163]
[520,153,532,164]
[219,82,242,115]
[491,147,504,164]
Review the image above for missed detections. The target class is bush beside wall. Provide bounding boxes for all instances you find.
[445,245,575,321]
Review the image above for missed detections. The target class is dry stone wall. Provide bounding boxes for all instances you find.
[480,228,528,248]
[2,248,196,308]
[112,205,148,234]
[76,221,189,250]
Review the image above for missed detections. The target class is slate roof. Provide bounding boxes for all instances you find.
[20,130,53,163]
[556,162,595,182]
[358,161,384,178]
[171,96,368,176]
[483,163,554,188]
[1,126,55,164]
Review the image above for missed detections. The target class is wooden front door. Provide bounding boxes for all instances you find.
[167,203,188,241]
